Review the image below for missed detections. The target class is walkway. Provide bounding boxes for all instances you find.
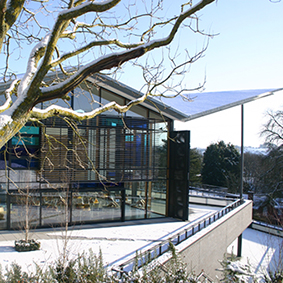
[0,204,220,273]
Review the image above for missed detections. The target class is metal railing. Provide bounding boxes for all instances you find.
[113,198,244,275]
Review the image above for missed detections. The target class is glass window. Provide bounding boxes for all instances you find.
[9,123,41,170]
[99,117,124,127]
[9,192,40,229]
[125,181,146,220]
[19,126,40,135]
[72,190,122,223]
[41,97,71,109]
[101,89,125,116]
[41,191,69,226]
[0,183,6,230]
[46,127,68,136]
[149,111,162,119]
[126,104,148,118]
[11,136,39,146]
[147,181,166,218]
[73,84,100,112]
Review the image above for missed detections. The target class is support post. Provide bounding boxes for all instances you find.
[237,233,242,257]
[240,104,244,199]
[238,104,244,257]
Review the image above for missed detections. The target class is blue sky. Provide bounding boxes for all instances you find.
[181,0,283,148]
[3,0,283,148]
[162,0,283,148]
[115,0,283,148]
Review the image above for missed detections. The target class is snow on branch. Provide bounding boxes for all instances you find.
[30,91,149,121]
[0,79,19,113]
[58,0,121,21]
[18,34,51,98]
[38,0,214,104]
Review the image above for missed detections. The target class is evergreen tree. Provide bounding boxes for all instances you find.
[201,141,240,193]
[189,148,202,185]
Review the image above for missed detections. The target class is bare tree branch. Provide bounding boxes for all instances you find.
[0,0,216,149]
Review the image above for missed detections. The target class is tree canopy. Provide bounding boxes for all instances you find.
[0,0,216,149]
[189,148,202,185]
[201,141,240,192]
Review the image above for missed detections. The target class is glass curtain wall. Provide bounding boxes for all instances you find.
[0,83,170,229]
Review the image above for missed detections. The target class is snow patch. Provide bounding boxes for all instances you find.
[0,114,12,129]
[18,34,51,99]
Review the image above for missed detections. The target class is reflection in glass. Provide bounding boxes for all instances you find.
[41,191,69,226]
[0,184,6,229]
[72,191,121,223]
[10,192,40,229]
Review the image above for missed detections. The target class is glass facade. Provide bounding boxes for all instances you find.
[0,83,170,230]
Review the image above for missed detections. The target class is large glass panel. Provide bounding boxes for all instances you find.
[101,89,125,116]
[41,97,71,110]
[41,191,69,226]
[73,85,100,112]
[126,104,148,118]
[71,190,122,223]
[125,182,146,220]
[0,146,6,170]
[146,181,166,218]
[8,124,41,170]
[7,171,38,190]
[42,127,69,183]
[124,181,166,220]
[10,191,40,229]
[19,126,40,135]
[0,182,6,230]
[11,136,39,146]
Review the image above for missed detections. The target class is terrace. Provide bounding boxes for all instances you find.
[0,191,252,280]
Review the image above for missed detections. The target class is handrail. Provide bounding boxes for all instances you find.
[113,198,244,275]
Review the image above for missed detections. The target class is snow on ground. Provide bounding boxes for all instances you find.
[228,228,283,277]
[0,204,281,279]
[0,203,219,274]
[0,221,192,274]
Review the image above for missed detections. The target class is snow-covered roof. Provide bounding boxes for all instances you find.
[158,88,283,121]
[1,72,282,122]
[85,74,187,121]
[80,76,283,121]
[84,76,283,122]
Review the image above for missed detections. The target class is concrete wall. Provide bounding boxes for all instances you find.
[176,200,253,279]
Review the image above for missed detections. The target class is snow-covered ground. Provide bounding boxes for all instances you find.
[0,205,281,280]
[228,228,283,277]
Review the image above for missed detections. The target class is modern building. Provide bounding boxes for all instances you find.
[0,73,281,231]
[0,73,190,230]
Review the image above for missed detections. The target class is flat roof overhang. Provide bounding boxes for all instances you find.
[1,71,282,122]
[159,88,283,122]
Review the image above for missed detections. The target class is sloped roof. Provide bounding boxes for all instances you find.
[159,88,283,121]
[92,75,283,121]
[87,74,187,121]
[1,72,282,122]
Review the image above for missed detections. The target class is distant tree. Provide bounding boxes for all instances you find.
[260,109,283,197]
[261,109,283,147]
[189,148,202,185]
[243,152,265,193]
[201,141,240,193]
[257,147,283,197]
